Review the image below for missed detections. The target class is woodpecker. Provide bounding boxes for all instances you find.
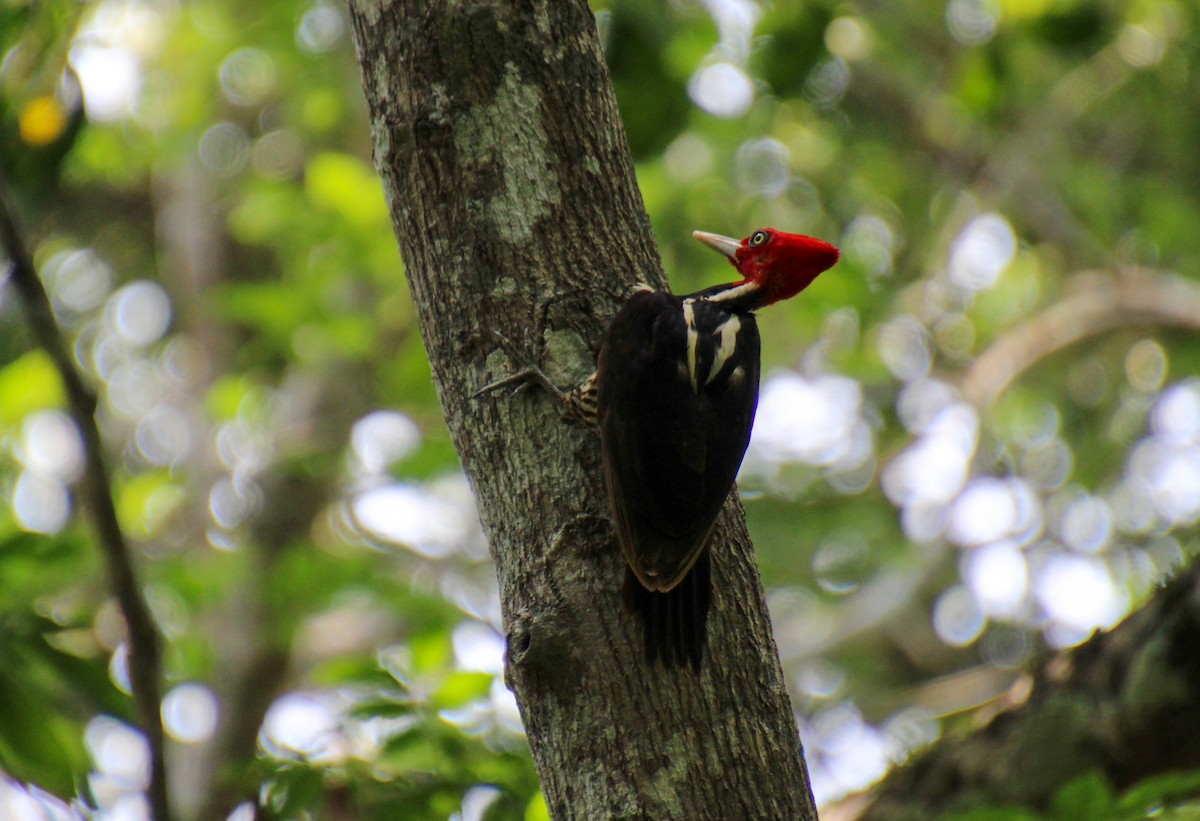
[480,228,839,670]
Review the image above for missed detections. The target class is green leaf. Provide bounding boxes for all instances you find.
[525,791,551,821]
[204,374,269,423]
[349,699,415,720]
[263,764,326,818]
[227,184,296,245]
[0,350,64,427]
[432,672,493,710]
[1119,770,1200,813]
[116,470,183,539]
[409,631,452,675]
[211,282,311,341]
[0,530,92,605]
[0,644,93,797]
[938,808,1042,821]
[1051,772,1117,821]
[305,152,388,229]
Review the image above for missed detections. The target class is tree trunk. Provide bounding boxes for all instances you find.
[347,2,817,818]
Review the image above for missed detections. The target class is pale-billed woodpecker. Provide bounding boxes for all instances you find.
[481,228,839,670]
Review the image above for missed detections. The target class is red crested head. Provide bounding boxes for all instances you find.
[693,227,840,308]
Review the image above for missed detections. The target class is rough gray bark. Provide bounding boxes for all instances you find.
[348,1,817,818]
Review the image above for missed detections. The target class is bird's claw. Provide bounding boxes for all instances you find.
[472,369,556,400]
[474,331,564,400]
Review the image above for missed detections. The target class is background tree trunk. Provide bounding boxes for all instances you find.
[348,1,817,817]
[860,558,1200,820]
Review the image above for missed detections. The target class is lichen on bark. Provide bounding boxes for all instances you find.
[451,63,562,244]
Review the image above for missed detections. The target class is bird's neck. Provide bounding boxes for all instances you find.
[688,279,768,312]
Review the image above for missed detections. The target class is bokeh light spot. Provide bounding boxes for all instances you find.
[1152,381,1200,443]
[806,703,890,804]
[947,478,1018,546]
[877,315,931,381]
[297,1,345,53]
[948,213,1014,292]
[946,0,998,45]
[351,410,420,475]
[812,536,869,595]
[664,132,713,183]
[219,48,276,107]
[452,621,505,674]
[20,410,84,481]
[1034,555,1125,639]
[844,214,896,279]
[109,281,172,346]
[135,404,194,466]
[263,692,340,759]
[825,17,873,61]
[1055,492,1113,554]
[85,715,149,787]
[162,683,219,743]
[70,44,140,122]
[12,472,70,534]
[44,248,113,313]
[1125,339,1167,393]
[735,137,791,196]
[688,62,754,118]
[964,542,1028,617]
[199,121,251,176]
[932,584,984,646]
[805,57,850,106]
[747,372,864,471]
[253,129,305,179]
[352,481,470,557]
[1117,25,1165,68]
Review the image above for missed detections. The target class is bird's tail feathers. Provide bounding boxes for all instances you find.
[625,550,711,671]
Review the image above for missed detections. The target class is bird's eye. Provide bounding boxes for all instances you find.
[749,230,770,247]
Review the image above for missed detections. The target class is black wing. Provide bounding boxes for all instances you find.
[596,290,760,592]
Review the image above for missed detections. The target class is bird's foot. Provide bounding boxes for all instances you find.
[474,331,597,427]
[473,331,565,400]
[473,365,564,401]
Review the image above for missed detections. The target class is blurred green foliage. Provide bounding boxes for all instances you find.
[938,771,1200,821]
[1,0,1199,817]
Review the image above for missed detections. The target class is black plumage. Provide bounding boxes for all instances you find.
[597,287,761,669]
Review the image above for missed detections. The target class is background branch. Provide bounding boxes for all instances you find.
[959,267,1200,409]
[0,181,171,821]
